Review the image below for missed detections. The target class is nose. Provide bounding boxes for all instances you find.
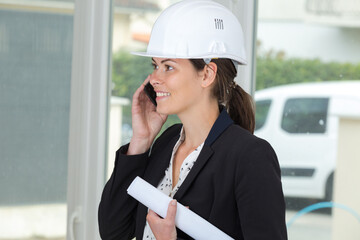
[149,70,163,87]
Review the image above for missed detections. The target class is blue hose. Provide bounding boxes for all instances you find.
[287,201,360,228]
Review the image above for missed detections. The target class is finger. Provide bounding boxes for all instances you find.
[132,85,144,104]
[134,75,151,96]
[165,200,177,223]
[142,75,151,86]
[132,76,152,106]
[146,209,159,223]
[159,112,168,122]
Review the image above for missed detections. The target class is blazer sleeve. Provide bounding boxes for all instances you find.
[98,143,149,240]
[235,137,288,240]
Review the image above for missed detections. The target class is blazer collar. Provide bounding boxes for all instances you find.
[174,107,233,199]
[205,107,234,146]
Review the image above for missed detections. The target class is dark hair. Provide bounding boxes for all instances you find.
[189,59,255,134]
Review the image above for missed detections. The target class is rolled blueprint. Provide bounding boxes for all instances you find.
[127,176,234,240]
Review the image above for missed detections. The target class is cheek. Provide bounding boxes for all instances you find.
[174,81,201,101]
[166,69,203,101]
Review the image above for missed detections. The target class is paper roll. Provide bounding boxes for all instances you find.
[127,176,234,240]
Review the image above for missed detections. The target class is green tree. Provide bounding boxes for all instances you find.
[112,50,153,99]
[256,48,360,90]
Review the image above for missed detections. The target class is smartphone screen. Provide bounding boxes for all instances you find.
[144,82,157,106]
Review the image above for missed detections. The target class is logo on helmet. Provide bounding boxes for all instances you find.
[214,18,224,30]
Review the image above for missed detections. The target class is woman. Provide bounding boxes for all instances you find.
[98,1,287,239]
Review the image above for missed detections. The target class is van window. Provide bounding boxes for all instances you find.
[255,100,272,131]
[281,98,329,134]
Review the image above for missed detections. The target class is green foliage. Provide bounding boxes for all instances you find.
[112,50,153,99]
[256,55,360,90]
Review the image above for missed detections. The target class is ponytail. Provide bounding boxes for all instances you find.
[190,58,255,134]
[228,84,255,134]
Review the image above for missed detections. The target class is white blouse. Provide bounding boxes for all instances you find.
[142,127,204,240]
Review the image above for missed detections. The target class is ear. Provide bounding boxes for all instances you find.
[201,62,217,88]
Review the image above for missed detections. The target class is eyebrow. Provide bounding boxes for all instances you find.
[151,58,177,64]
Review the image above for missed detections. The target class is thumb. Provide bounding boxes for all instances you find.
[166,199,177,223]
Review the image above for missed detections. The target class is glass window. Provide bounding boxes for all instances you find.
[281,98,329,133]
[256,0,360,239]
[255,99,272,131]
[0,2,73,239]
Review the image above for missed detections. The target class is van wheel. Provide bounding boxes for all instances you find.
[325,173,334,202]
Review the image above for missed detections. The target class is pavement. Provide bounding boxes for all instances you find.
[286,210,332,240]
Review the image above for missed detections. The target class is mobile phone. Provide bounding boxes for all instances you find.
[144,82,157,106]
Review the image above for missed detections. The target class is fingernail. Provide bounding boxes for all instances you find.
[171,200,177,205]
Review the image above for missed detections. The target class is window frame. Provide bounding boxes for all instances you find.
[66,0,112,239]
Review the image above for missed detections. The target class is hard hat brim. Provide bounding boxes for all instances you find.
[131,51,247,65]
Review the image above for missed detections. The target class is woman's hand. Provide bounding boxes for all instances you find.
[127,75,167,155]
[147,200,177,240]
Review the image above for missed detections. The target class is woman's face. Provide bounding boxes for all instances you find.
[149,58,206,116]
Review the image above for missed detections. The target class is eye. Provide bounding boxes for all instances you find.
[151,63,159,70]
[165,65,174,71]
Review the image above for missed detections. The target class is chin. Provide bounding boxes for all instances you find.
[156,104,177,116]
[156,107,171,115]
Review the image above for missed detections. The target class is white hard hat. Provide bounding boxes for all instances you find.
[132,0,247,65]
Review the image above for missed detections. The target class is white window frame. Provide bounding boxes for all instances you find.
[67,0,112,239]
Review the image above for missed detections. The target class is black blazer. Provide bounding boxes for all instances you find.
[98,109,288,240]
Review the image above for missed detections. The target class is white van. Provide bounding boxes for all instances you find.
[254,81,360,200]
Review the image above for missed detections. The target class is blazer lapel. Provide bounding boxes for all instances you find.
[173,144,213,199]
[174,108,233,200]
[145,132,180,186]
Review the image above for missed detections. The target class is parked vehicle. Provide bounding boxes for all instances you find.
[254,81,360,200]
